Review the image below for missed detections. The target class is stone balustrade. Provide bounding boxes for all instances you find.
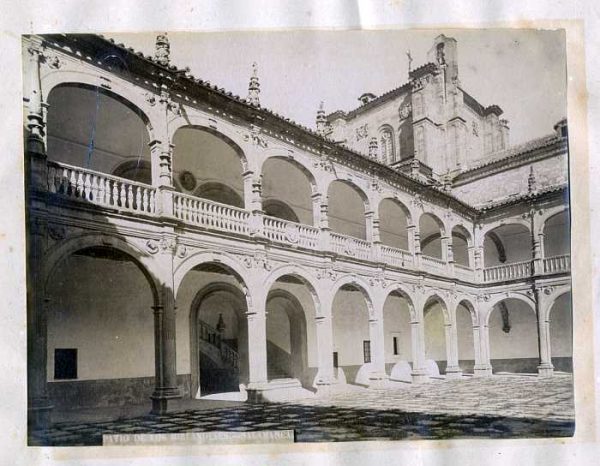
[44,161,570,284]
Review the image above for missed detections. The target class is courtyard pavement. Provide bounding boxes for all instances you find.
[29,374,574,446]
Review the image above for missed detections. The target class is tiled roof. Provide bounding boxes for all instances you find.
[477,184,568,210]
[460,133,563,175]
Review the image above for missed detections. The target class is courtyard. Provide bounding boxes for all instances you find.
[30,374,574,446]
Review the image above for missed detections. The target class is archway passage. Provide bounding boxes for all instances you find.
[379,199,410,251]
[484,224,532,267]
[327,181,368,240]
[177,263,250,399]
[488,298,538,373]
[543,211,570,258]
[261,158,314,225]
[549,292,573,372]
[331,284,371,385]
[172,126,246,207]
[456,301,475,373]
[383,290,413,372]
[423,296,448,375]
[46,246,157,410]
[451,225,471,267]
[47,84,152,183]
[420,213,445,259]
[265,275,317,389]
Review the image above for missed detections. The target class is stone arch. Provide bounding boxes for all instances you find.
[456,298,478,326]
[265,289,310,385]
[327,179,372,240]
[539,206,570,236]
[188,282,249,397]
[45,82,154,177]
[542,209,570,258]
[382,284,417,321]
[483,222,533,267]
[41,72,156,138]
[484,293,536,325]
[378,196,413,224]
[422,292,450,323]
[42,232,161,304]
[173,251,250,299]
[260,151,319,192]
[193,181,244,208]
[480,219,532,239]
[264,265,322,316]
[419,212,446,259]
[112,159,152,185]
[451,224,473,267]
[330,275,374,316]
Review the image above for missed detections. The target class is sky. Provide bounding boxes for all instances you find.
[108,29,567,146]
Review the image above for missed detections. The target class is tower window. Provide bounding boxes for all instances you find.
[393,336,399,355]
[54,348,77,380]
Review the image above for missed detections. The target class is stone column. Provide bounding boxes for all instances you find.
[368,316,388,387]
[245,306,268,400]
[27,218,53,431]
[535,288,554,377]
[314,314,335,393]
[412,226,422,269]
[311,192,322,228]
[444,320,462,378]
[151,282,182,414]
[319,197,331,251]
[25,38,46,160]
[473,323,493,376]
[445,236,455,276]
[410,318,429,383]
[369,211,382,262]
[474,246,484,282]
[248,174,265,239]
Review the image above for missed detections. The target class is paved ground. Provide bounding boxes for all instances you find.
[29,374,574,446]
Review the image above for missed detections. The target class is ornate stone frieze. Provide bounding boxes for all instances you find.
[243,254,272,271]
[313,153,335,173]
[316,267,338,281]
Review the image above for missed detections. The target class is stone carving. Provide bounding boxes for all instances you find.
[179,170,197,191]
[176,245,188,258]
[369,272,388,289]
[472,121,479,137]
[411,75,430,91]
[313,154,335,173]
[41,51,62,69]
[146,239,159,254]
[47,224,66,240]
[476,293,491,302]
[243,255,272,271]
[316,267,338,281]
[284,223,300,244]
[243,124,268,148]
[160,237,177,253]
[399,102,412,120]
[355,124,369,141]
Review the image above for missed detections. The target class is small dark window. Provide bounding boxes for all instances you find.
[333,352,339,369]
[363,341,371,364]
[54,348,77,380]
[393,337,399,356]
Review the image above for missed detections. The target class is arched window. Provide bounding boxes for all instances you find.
[379,127,395,164]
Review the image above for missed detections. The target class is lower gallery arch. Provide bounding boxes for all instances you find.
[176,263,250,399]
[549,292,573,372]
[331,283,371,385]
[488,298,538,373]
[266,286,315,389]
[382,289,414,376]
[46,246,158,411]
[423,296,448,375]
[456,300,476,373]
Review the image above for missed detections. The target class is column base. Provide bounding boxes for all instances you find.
[445,366,463,379]
[473,365,493,377]
[368,371,389,389]
[411,369,430,384]
[150,387,182,415]
[28,397,53,432]
[537,363,555,377]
